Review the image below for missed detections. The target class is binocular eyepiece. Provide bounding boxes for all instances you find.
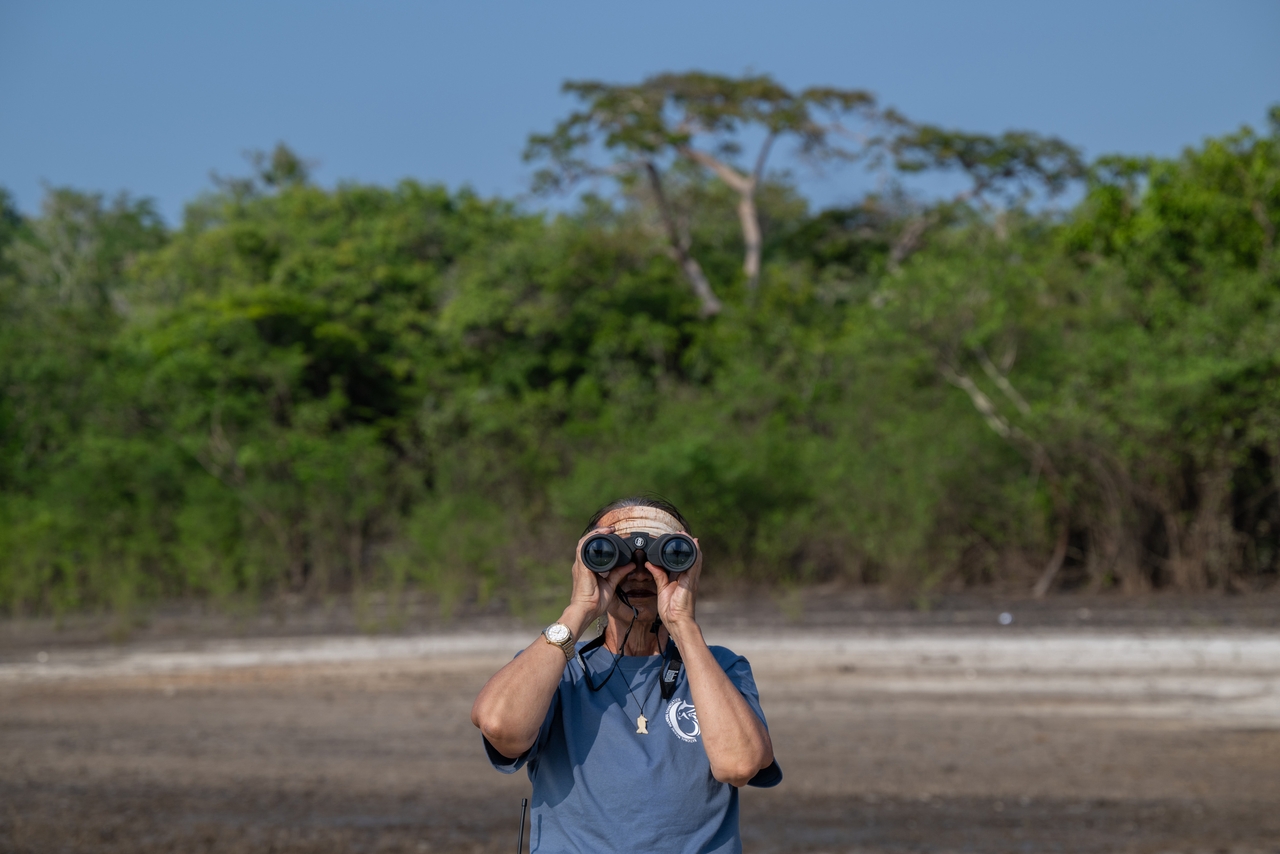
[580,531,698,574]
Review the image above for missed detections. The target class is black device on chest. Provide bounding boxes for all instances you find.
[659,642,683,700]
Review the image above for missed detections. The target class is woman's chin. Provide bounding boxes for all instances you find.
[612,596,658,623]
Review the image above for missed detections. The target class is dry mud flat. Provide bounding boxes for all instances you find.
[1,629,1278,853]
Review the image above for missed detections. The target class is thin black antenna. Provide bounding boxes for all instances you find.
[515,797,528,853]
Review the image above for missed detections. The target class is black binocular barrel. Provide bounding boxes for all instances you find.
[579,531,698,573]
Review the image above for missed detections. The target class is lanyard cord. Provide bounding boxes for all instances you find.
[578,608,683,709]
[577,599,638,693]
[615,654,663,721]
[578,592,673,694]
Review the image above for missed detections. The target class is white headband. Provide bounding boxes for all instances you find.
[604,505,684,537]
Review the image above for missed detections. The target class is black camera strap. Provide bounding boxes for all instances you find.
[659,636,683,700]
[575,630,610,690]
[577,599,637,693]
[578,597,684,700]
[646,612,684,700]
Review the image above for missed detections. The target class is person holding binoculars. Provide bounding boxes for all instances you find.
[471,496,780,853]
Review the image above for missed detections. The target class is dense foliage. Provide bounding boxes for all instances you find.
[1,102,1277,616]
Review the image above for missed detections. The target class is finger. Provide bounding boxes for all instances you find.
[685,538,704,577]
[680,559,700,587]
[598,564,633,595]
[645,561,671,591]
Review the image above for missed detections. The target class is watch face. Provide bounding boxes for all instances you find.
[545,624,571,644]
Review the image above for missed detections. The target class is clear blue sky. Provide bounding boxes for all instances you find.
[2,0,1277,222]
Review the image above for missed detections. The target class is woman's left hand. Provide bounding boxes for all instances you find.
[648,542,773,785]
[647,538,701,631]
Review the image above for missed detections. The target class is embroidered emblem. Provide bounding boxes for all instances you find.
[665,698,700,743]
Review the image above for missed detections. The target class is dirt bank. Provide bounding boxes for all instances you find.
[1,624,1278,853]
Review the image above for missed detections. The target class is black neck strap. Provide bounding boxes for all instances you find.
[577,613,684,700]
[576,604,635,693]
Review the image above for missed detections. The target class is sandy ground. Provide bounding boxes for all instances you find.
[1,624,1278,853]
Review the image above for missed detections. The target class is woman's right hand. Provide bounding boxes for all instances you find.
[565,526,631,628]
[474,527,630,758]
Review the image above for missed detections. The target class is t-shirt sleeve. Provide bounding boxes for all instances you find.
[714,647,784,788]
[482,693,558,773]
[482,654,561,774]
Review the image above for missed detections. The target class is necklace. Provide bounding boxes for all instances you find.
[579,606,666,734]
[618,659,664,734]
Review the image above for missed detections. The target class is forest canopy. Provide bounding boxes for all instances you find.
[1,74,1277,616]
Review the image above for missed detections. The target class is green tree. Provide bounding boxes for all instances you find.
[526,72,878,313]
[1053,109,1280,590]
[2,100,1276,617]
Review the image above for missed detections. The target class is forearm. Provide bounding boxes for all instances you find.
[667,621,773,787]
[471,605,594,758]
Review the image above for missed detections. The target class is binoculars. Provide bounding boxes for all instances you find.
[580,530,699,574]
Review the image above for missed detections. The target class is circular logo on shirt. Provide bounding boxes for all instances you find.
[666,698,700,743]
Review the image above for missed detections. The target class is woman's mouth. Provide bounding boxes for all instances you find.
[622,588,655,599]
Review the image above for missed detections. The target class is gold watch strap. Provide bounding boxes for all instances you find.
[556,638,574,661]
[544,625,575,661]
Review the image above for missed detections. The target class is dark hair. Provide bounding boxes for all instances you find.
[584,495,692,535]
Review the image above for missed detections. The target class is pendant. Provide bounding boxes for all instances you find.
[636,714,649,735]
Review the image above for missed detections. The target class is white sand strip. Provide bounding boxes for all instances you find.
[3,629,1278,682]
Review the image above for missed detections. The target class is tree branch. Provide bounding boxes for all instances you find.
[751,132,777,186]
[679,146,753,194]
[1028,453,1070,597]
[939,362,1014,438]
[888,212,937,271]
[679,145,768,290]
[975,347,1032,415]
[644,161,722,316]
[941,360,1068,597]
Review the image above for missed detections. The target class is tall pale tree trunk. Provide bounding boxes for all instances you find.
[737,193,762,288]
[644,162,722,316]
[681,134,775,292]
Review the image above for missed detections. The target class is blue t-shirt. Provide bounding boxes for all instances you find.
[485,643,781,854]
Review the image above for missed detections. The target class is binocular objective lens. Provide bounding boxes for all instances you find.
[582,537,618,571]
[660,537,696,570]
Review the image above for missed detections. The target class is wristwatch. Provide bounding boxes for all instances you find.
[542,623,575,661]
